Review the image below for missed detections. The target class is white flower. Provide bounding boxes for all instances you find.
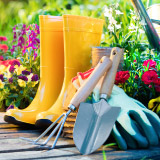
[132,16,137,20]
[115,3,119,8]
[115,10,123,15]
[109,17,117,25]
[108,25,114,32]
[101,34,105,40]
[129,23,138,30]
[115,24,121,29]
[104,6,113,18]
[139,29,145,33]
[27,73,34,82]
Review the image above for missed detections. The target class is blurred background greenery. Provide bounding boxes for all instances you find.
[0,0,159,42]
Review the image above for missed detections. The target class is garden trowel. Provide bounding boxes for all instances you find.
[73,47,123,155]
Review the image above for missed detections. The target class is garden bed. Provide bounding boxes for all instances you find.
[0,112,160,160]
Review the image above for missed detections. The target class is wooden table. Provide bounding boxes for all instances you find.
[0,112,160,160]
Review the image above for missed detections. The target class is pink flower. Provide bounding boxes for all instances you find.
[149,85,152,88]
[141,70,158,85]
[0,56,4,61]
[0,36,7,41]
[143,59,157,69]
[0,44,8,53]
[115,71,130,85]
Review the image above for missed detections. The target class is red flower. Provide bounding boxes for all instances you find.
[141,70,158,85]
[155,78,160,85]
[0,44,8,53]
[115,71,130,85]
[0,36,7,41]
[155,85,160,92]
[143,59,156,69]
[0,59,20,67]
[133,59,137,63]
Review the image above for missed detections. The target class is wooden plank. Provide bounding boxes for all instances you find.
[0,111,160,160]
[0,112,5,123]
[0,145,160,160]
[0,137,75,152]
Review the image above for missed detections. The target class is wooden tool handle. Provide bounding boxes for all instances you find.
[69,56,112,108]
[100,47,124,98]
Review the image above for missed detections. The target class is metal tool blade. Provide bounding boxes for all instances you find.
[73,99,120,155]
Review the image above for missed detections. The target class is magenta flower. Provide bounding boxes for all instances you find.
[11,59,20,66]
[13,25,16,31]
[9,77,13,83]
[0,56,4,61]
[6,105,15,111]
[9,66,15,73]
[31,74,39,81]
[0,74,4,81]
[143,59,157,69]
[22,70,30,75]
[18,76,28,81]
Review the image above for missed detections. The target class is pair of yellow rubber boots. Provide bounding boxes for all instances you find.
[4,15,104,128]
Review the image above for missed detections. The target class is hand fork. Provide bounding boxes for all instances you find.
[20,56,112,149]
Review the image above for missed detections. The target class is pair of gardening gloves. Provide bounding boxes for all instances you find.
[72,69,160,150]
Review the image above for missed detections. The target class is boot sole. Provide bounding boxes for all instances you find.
[4,115,35,128]
[35,119,52,129]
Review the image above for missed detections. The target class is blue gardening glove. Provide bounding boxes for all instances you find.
[93,85,160,150]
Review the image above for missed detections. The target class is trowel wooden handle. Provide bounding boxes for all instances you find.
[100,47,124,98]
[69,56,112,108]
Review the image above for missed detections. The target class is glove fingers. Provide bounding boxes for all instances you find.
[112,124,127,150]
[116,121,138,149]
[117,114,148,148]
[130,110,159,146]
[143,109,160,139]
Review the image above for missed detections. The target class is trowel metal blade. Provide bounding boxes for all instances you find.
[73,99,120,155]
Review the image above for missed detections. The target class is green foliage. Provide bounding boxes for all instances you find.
[0,0,153,41]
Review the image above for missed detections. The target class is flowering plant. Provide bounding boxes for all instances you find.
[115,57,160,106]
[0,24,40,110]
[101,4,148,56]
[101,4,160,107]
[10,24,40,75]
[0,59,39,109]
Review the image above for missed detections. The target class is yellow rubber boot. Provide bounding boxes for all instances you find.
[35,15,104,128]
[4,16,64,125]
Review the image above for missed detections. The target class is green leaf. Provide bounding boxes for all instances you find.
[15,99,21,107]
[5,99,13,107]
[8,94,19,98]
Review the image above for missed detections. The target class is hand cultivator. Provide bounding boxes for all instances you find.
[21,54,113,150]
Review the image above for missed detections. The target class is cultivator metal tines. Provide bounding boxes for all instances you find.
[21,109,72,149]
[20,56,112,151]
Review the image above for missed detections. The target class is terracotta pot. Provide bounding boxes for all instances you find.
[92,47,124,70]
